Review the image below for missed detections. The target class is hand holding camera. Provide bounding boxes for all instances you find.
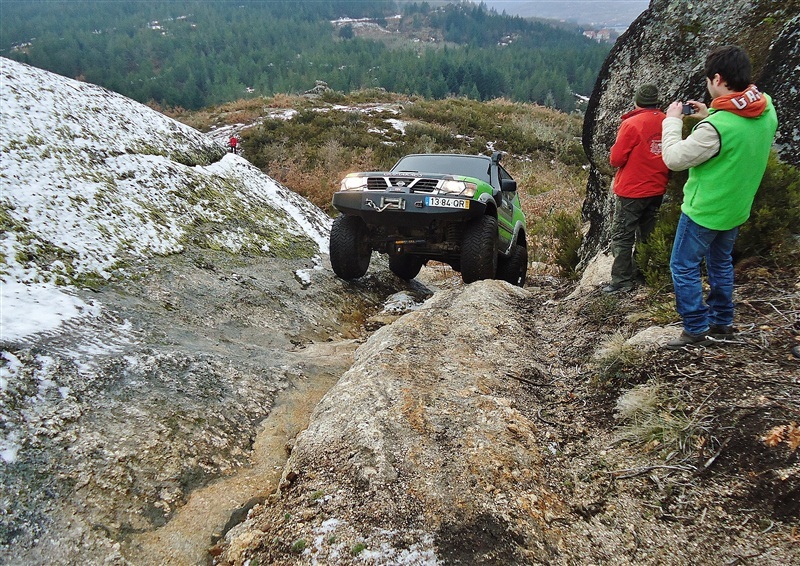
[666,99,708,120]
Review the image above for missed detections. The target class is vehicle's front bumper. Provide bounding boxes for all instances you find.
[332,190,487,227]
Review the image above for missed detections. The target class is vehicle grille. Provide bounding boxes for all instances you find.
[367,178,389,190]
[366,177,439,192]
[408,179,438,192]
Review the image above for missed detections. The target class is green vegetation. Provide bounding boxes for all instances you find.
[737,153,800,263]
[1,0,608,112]
[291,539,307,554]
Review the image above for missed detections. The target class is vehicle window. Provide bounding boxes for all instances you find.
[392,155,491,183]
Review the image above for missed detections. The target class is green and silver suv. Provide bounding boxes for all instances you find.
[329,152,527,285]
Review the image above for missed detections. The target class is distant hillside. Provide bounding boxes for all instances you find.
[0,0,608,112]
[480,0,649,27]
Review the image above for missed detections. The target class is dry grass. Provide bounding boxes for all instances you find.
[271,147,381,212]
[613,381,715,454]
[509,156,587,267]
[593,331,646,384]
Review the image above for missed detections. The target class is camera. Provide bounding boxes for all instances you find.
[681,103,696,115]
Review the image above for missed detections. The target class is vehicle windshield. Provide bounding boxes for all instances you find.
[391,154,491,184]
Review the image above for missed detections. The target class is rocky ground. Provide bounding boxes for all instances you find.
[3,249,797,565]
[214,262,799,565]
[0,248,431,565]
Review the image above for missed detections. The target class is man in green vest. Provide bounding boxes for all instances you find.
[661,45,778,350]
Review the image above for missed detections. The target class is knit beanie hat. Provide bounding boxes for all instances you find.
[635,84,659,107]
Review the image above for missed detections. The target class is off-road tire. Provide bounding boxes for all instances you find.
[330,215,371,279]
[460,215,498,283]
[389,254,424,280]
[497,243,528,287]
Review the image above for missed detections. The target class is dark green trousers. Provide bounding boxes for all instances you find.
[610,195,663,285]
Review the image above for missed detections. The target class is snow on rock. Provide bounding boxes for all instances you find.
[0,57,331,342]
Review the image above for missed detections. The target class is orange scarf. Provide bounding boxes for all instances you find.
[710,84,767,118]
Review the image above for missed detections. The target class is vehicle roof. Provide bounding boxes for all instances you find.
[390,154,493,184]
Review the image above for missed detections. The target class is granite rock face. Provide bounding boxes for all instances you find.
[580,0,800,261]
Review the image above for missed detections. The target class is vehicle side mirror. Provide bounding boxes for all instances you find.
[501,178,517,192]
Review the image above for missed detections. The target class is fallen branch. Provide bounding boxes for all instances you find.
[726,550,766,565]
[695,437,730,475]
[536,407,558,426]
[505,372,555,387]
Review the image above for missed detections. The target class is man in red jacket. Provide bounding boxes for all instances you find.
[603,84,670,293]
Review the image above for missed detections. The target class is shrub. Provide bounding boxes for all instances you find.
[552,211,582,277]
[736,153,800,263]
[591,332,646,389]
[291,539,307,554]
[580,294,620,326]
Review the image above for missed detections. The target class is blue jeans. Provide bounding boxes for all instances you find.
[670,213,738,335]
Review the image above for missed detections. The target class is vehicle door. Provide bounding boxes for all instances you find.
[493,164,515,249]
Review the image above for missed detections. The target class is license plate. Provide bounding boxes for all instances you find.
[425,196,470,209]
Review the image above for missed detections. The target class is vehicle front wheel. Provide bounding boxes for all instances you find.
[389,254,424,280]
[497,243,528,287]
[460,215,498,283]
[329,215,371,279]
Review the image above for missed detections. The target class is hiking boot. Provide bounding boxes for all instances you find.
[665,330,711,350]
[602,282,634,294]
[708,324,734,340]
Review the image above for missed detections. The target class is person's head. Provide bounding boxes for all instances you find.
[704,45,752,93]
[634,84,659,108]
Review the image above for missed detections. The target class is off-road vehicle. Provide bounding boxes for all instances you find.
[329,152,527,285]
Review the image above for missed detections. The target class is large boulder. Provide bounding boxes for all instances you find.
[0,58,409,564]
[580,0,799,262]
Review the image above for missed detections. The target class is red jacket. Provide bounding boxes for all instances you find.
[609,108,669,198]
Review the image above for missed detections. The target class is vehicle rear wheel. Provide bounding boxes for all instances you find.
[460,215,498,283]
[329,215,371,279]
[389,254,424,280]
[497,243,528,287]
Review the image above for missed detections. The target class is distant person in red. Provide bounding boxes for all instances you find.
[229,135,239,154]
[604,84,670,293]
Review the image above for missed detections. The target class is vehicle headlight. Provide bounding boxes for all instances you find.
[439,180,477,197]
[340,176,368,191]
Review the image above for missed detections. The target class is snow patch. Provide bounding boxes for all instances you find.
[0,58,331,342]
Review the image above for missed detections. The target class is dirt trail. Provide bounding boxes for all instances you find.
[123,340,360,565]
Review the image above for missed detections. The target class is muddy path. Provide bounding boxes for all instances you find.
[125,340,359,565]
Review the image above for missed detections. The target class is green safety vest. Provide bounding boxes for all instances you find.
[682,95,778,231]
